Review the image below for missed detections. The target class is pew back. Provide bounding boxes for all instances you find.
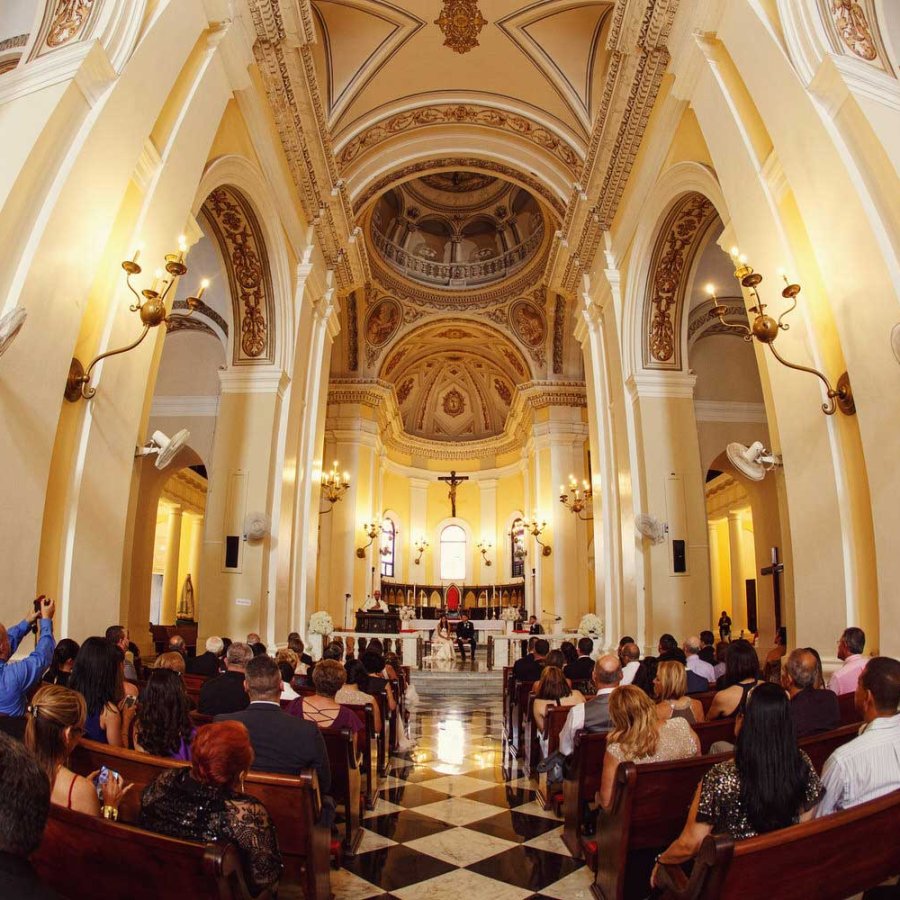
[562,731,608,857]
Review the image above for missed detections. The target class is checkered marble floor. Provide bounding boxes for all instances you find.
[331,694,592,900]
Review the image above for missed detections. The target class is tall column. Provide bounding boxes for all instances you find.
[408,477,429,585]
[161,506,183,625]
[478,478,498,584]
[727,510,745,625]
[187,514,204,615]
[707,520,722,624]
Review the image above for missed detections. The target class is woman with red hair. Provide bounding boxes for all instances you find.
[140,722,281,896]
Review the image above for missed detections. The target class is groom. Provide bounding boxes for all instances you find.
[456,613,477,662]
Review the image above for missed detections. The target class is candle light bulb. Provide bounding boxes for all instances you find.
[155,268,164,280]
[132,242,143,264]
[178,234,187,252]
[730,246,740,259]
[705,282,716,297]
[739,254,748,265]
[197,278,209,299]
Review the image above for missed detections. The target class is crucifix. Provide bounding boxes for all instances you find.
[437,469,469,517]
[760,546,784,629]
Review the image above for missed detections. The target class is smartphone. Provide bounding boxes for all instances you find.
[94,766,120,799]
[31,596,45,634]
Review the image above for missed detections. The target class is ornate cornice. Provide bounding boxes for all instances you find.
[687,296,748,347]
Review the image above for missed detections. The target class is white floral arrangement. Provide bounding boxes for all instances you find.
[308,610,334,636]
[499,607,519,622]
[399,606,416,621]
[577,613,604,637]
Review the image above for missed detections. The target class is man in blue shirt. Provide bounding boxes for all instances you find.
[0,597,56,716]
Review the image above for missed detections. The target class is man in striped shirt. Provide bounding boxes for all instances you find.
[815,656,900,817]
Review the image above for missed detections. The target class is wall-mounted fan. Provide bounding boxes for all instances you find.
[243,512,271,543]
[135,429,190,470]
[0,307,27,358]
[635,514,668,545]
[727,441,781,481]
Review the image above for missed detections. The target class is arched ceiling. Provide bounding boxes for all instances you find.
[379,320,530,442]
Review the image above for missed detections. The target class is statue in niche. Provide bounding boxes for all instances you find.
[177,574,195,622]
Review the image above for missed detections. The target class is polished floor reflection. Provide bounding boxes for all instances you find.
[331,684,592,899]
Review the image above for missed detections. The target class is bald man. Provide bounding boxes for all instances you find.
[0,597,56,716]
[559,654,622,755]
[619,643,641,685]
[785,648,840,737]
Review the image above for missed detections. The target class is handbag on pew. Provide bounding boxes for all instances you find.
[535,750,567,784]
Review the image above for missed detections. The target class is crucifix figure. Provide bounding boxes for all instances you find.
[437,469,469,517]
[760,546,784,629]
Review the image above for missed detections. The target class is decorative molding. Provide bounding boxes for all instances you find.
[218,368,290,395]
[687,296,748,346]
[346,289,359,371]
[151,395,220,418]
[434,0,487,54]
[336,103,581,172]
[552,294,566,373]
[201,187,276,366]
[164,316,219,340]
[823,0,882,64]
[694,400,768,424]
[28,0,99,59]
[0,34,28,52]
[133,137,162,194]
[626,371,697,400]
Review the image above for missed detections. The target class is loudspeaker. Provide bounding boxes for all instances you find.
[225,535,240,569]
[672,539,686,573]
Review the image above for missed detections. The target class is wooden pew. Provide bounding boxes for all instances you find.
[536,704,574,809]
[590,723,862,900]
[322,727,363,855]
[837,690,862,725]
[181,673,208,707]
[692,717,736,754]
[32,803,265,899]
[692,691,716,714]
[658,790,900,900]
[512,682,533,756]
[502,667,513,732]
[522,693,540,777]
[344,702,377,809]
[69,739,331,900]
[562,731,608,858]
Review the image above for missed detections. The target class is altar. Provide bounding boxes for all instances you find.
[407,618,505,635]
[355,610,401,634]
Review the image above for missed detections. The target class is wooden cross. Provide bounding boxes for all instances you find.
[437,470,469,517]
[760,546,784,629]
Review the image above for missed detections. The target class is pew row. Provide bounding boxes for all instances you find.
[322,727,363,855]
[32,802,266,900]
[69,739,332,900]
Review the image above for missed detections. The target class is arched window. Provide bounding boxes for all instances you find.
[380,518,396,578]
[511,518,525,578]
[440,524,466,581]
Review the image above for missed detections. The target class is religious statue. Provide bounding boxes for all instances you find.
[176,574,195,621]
[438,469,469,517]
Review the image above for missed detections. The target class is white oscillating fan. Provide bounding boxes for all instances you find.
[243,512,271,543]
[135,429,191,470]
[635,514,668,545]
[726,441,781,482]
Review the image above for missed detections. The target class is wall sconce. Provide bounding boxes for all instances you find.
[705,250,855,416]
[559,474,593,519]
[413,535,429,565]
[65,238,208,402]
[356,522,380,558]
[524,514,552,556]
[477,540,493,566]
[319,460,350,514]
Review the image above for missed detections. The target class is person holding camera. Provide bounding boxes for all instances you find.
[0,596,56,716]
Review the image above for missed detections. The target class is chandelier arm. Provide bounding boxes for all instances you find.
[80,325,152,399]
[125,271,143,312]
[776,295,797,331]
[766,341,838,416]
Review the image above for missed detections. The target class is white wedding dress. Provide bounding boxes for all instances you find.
[431,626,455,662]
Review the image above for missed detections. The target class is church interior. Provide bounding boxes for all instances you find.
[1,0,899,897]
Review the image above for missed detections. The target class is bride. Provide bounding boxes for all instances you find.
[431,615,455,662]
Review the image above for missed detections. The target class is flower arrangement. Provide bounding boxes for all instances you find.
[308,610,334,636]
[499,607,519,622]
[399,606,416,622]
[577,613,604,637]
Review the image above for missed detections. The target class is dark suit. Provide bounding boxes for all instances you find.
[790,687,841,737]
[512,654,543,685]
[187,651,220,677]
[216,702,330,792]
[456,620,476,659]
[698,646,716,667]
[198,670,250,716]
[564,656,595,682]
[686,669,710,695]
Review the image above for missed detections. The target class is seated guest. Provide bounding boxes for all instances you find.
[215,656,330,789]
[657,633,686,665]
[706,639,762,720]
[655,661,705,724]
[26,684,131,817]
[815,656,900,817]
[684,636,716,684]
[362,651,397,713]
[42,639,80,687]
[0,597,56,717]
[134,669,195,760]
[560,640,578,669]
[565,637,596,683]
[140,722,282,897]
[828,626,867,695]
[599,686,699,807]
[618,636,636,649]
[166,634,187,659]
[631,655,658,696]
[287,660,364,741]
[0,731,57,899]
[806,646,826,689]
[187,636,224,677]
[246,633,261,647]
[455,613,477,662]
[199,642,252,716]
[713,641,728,680]
[69,637,127,746]
[533,666,585,733]
[652,683,823,887]
[105,626,136,682]
[513,638,548,686]
[154,651,186,674]
[278,662,299,701]
[251,642,268,658]
[127,642,144,681]
[559,655,623,755]
[784,648,840,737]
[699,631,716,667]
[287,633,313,669]
[617,643,641,685]
[335,667,383,735]
[765,626,788,666]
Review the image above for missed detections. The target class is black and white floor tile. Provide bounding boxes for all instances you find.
[331,691,592,900]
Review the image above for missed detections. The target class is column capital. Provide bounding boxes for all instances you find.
[626,371,697,400]
[218,368,290,396]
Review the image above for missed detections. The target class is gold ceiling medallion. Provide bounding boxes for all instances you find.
[434,0,487,55]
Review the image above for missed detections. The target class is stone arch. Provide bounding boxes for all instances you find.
[192,156,293,374]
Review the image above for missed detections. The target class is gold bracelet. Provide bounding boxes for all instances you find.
[101,805,118,821]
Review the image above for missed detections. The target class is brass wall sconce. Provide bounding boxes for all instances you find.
[356,522,381,558]
[65,238,207,402]
[319,460,350,514]
[706,249,855,416]
[477,540,493,566]
[524,515,552,556]
[559,475,593,519]
[413,536,429,565]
